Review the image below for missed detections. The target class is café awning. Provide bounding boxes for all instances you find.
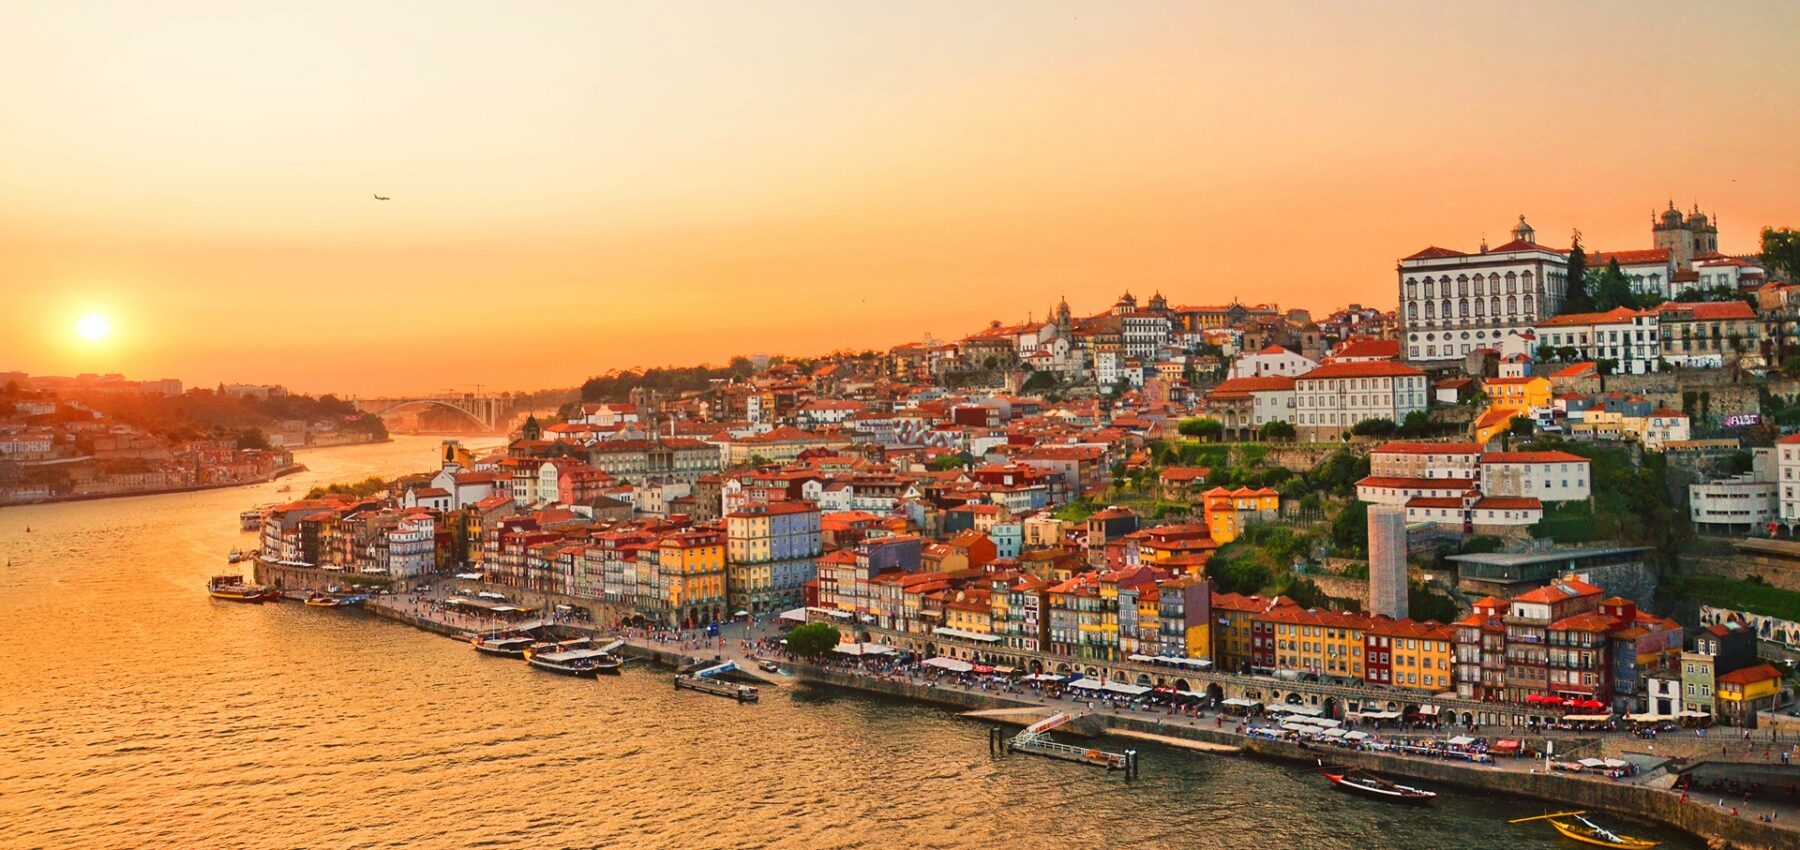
[921,657,974,673]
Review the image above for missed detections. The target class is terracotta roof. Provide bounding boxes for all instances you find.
[1655,300,1755,320]
[1718,663,1782,686]
[1587,248,1671,266]
[1372,441,1482,455]
[1549,362,1598,379]
[1357,476,1478,490]
[1329,338,1401,360]
[1402,246,1470,261]
[1297,361,1425,380]
[1537,307,1647,327]
[1206,375,1297,399]
[1481,451,1586,464]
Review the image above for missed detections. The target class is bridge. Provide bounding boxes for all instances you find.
[352,393,517,431]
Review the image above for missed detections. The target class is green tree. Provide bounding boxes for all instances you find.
[1177,417,1225,441]
[1763,227,1800,283]
[785,622,842,658]
[1329,500,1369,557]
[1396,410,1432,437]
[1590,258,1638,311]
[1207,555,1270,595]
[1258,420,1296,441]
[929,452,971,471]
[1564,233,1593,313]
[1535,343,1559,363]
[1349,417,1397,437]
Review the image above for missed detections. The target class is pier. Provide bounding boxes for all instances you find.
[988,712,1141,779]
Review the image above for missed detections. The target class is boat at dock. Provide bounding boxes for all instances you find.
[524,647,621,677]
[1319,764,1436,803]
[239,506,271,532]
[304,592,367,608]
[471,635,536,658]
[207,575,281,603]
[674,674,759,702]
[1509,811,1658,848]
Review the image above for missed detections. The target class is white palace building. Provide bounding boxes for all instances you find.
[1399,215,1572,366]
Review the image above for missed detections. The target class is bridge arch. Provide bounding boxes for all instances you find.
[371,398,495,430]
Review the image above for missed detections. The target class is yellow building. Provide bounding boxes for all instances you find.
[659,529,726,627]
[1367,619,1456,693]
[1716,663,1784,724]
[1483,376,1552,412]
[944,590,993,634]
[1260,608,1368,678]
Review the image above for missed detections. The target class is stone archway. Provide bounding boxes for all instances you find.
[1206,683,1223,704]
[1323,697,1339,719]
[1030,660,1044,674]
[1056,662,1071,674]
[1462,711,1474,726]
[1136,673,1153,687]
[1286,693,1304,705]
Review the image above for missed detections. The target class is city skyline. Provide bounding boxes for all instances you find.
[4,1,1799,396]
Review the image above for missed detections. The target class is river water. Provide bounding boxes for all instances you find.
[0,436,1700,850]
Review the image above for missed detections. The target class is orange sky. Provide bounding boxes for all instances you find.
[3,1,1798,396]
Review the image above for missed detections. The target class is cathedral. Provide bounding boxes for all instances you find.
[1651,201,1720,271]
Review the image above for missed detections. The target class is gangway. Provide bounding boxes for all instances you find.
[692,661,737,679]
[596,639,624,655]
[989,711,1139,778]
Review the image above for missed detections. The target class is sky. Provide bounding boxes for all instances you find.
[3,1,1798,397]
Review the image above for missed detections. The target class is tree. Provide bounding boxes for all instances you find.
[1591,258,1638,311]
[1564,233,1594,314]
[1349,417,1397,437]
[1329,500,1369,557]
[928,452,970,471]
[1556,346,1579,362]
[1258,420,1296,441]
[785,622,842,658]
[1178,417,1225,441]
[1595,359,1618,376]
[1396,410,1432,437]
[1763,227,1800,283]
[1535,343,1559,363]
[1207,555,1269,595]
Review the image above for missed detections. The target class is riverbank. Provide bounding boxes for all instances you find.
[342,589,1791,850]
[788,663,1794,850]
[0,463,306,508]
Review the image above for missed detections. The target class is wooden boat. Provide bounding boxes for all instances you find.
[471,635,536,658]
[304,592,366,608]
[1319,765,1436,803]
[208,575,280,603]
[524,647,621,677]
[1509,811,1658,848]
[675,674,759,701]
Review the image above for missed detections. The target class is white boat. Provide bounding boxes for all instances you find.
[524,647,621,677]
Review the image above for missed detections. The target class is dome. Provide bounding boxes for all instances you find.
[1660,204,1684,226]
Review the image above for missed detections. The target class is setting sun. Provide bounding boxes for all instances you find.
[74,313,112,342]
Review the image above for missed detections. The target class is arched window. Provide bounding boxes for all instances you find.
[1507,295,1518,314]
[1406,278,1417,298]
[1425,301,1436,319]
[1459,298,1469,317]
[1505,271,1518,294]
[1441,299,1451,320]
[1473,274,1485,296]
[1490,296,1500,316]
[1407,302,1419,320]
[1457,275,1469,296]
[1424,279,1435,298]
[1474,298,1485,317]
[1523,294,1535,315]
[1522,270,1535,291]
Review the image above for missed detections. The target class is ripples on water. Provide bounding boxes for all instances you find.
[0,438,1698,849]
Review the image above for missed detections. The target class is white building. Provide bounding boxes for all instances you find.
[1479,451,1591,503]
[1689,474,1776,533]
[1399,215,1570,365]
[1588,248,1675,299]
[1229,344,1318,379]
[386,514,437,577]
[1292,361,1429,441]
[1533,308,1662,375]
[1776,434,1800,529]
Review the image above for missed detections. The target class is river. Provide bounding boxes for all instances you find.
[0,436,1701,849]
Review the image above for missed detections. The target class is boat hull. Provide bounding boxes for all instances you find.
[1322,772,1436,804]
[527,658,600,678]
[1548,819,1658,848]
[473,644,528,659]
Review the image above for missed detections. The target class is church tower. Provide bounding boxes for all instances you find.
[1055,297,1073,334]
[1653,201,1696,270]
[1510,214,1536,244]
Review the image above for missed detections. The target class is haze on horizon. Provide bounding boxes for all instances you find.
[3,0,1798,397]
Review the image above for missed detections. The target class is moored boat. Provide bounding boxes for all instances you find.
[304,592,367,608]
[471,635,536,658]
[208,575,280,603]
[1319,765,1436,803]
[524,647,621,677]
[1510,811,1658,848]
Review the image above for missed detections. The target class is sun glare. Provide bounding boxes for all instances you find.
[75,313,112,342]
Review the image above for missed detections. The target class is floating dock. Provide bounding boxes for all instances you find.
[673,660,760,701]
[989,712,1140,778]
[1106,729,1243,755]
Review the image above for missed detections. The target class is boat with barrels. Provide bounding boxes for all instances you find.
[207,575,281,603]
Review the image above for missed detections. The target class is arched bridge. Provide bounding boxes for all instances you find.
[353,394,516,431]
